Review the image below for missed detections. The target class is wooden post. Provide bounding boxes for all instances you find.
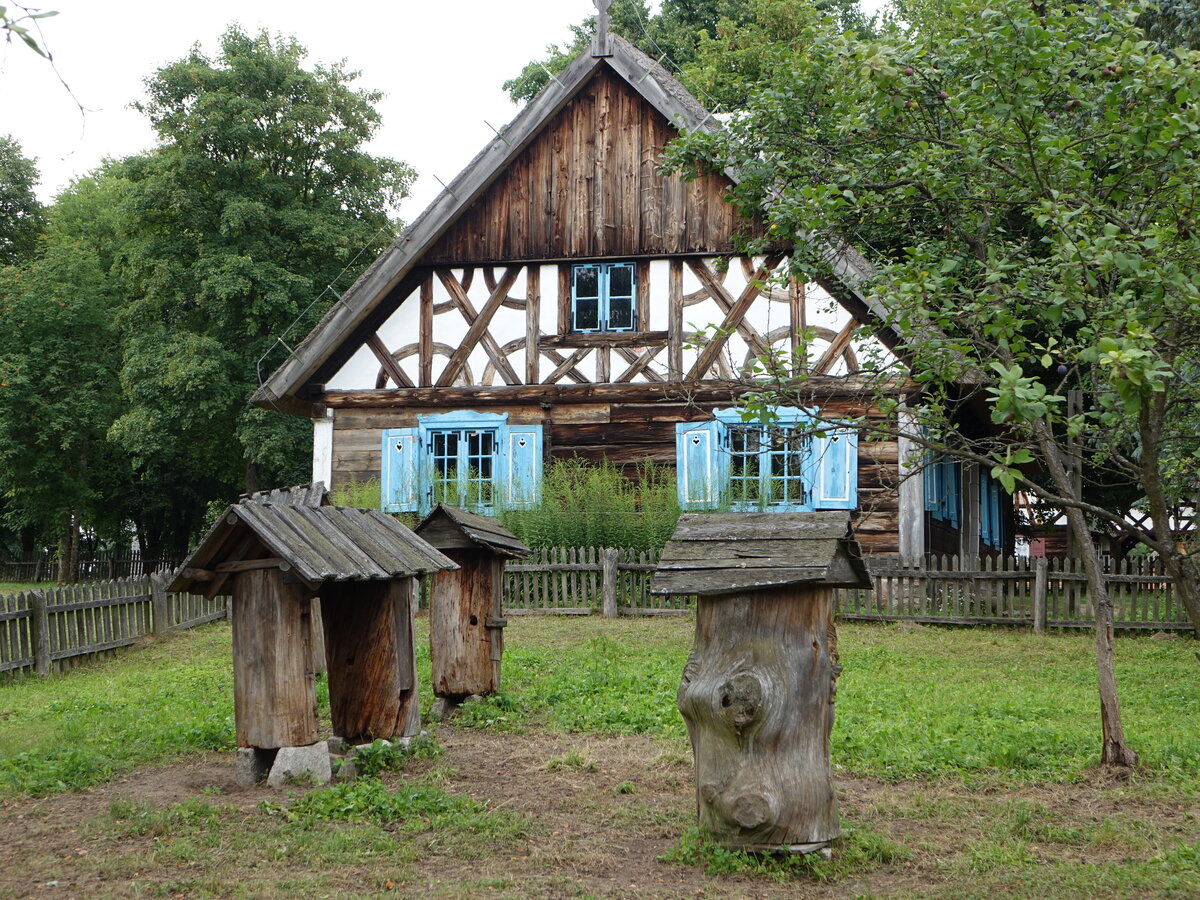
[1032,557,1049,634]
[150,573,171,636]
[29,590,51,677]
[601,547,619,617]
[678,587,840,851]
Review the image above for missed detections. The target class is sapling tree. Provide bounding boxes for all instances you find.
[666,0,1200,766]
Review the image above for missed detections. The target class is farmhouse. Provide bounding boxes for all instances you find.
[251,20,1010,560]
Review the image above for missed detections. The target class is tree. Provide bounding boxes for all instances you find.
[667,0,1200,766]
[503,0,870,104]
[109,26,414,554]
[0,4,56,57]
[0,179,127,580]
[0,135,46,266]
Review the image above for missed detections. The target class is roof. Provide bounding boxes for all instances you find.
[170,500,457,594]
[251,35,896,415]
[239,482,329,508]
[415,503,531,558]
[650,511,871,596]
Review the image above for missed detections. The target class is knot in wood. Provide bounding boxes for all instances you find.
[718,672,763,733]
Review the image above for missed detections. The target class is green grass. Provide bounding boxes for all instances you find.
[2,617,1199,796]
[0,581,41,594]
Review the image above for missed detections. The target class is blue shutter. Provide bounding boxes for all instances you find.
[979,473,993,547]
[989,478,1002,548]
[924,454,939,514]
[813,428,858,510]
[381,427,419,513]
[676,421,721,509]
[946,460,961,528]
[501,425,543,509]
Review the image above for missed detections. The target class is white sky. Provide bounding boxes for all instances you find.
[2,0,600,219]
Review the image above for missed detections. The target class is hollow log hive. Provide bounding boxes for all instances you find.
[416,504,530,700]
[171,483,457,747]
[652,511,871,852]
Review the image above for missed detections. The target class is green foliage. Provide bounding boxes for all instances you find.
[0,135,45,265]
[500,459,681,550]
[330,476,382,509]
[667,0,1200,631]
[352,735,442,778]
[0,4,57,57]
[103,25,414,553]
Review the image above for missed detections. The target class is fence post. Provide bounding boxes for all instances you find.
[29,590,51,676]
[1032,557,1049,634]
[151,574,172,636]
[601,548,619,618]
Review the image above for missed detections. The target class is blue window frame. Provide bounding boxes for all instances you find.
[675,408,858,512]
[979,471,1004,549]
[924,456,961,528]
[381,411,542,515]
[572,262,636,332]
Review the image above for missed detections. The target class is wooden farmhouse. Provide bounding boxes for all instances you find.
[251,25,1012,561]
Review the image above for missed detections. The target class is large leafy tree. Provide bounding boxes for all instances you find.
[0,176,128,580]
[110,26,414,553]
[667,0,1200,766]
[0,135,46,266]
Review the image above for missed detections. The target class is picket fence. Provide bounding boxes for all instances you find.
[501,547,1193,632]
[0,577,226,677]
[0,550,182,583]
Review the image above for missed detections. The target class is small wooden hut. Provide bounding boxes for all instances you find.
[415,504,530,707]
[171,495,456,757]
[652,511,871,853]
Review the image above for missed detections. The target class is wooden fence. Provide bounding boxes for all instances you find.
[840,555,1193,632]
[500,548,1194,632]
[504,547,690,616]
[0,576,227,678]
[0,550,182,583]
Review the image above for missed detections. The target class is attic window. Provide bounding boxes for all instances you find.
[572,262,636,332]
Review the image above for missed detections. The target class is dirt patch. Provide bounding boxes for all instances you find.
[0,730,1195,899]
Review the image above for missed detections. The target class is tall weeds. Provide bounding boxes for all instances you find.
[501,459,680,551]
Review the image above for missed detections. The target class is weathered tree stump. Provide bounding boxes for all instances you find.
[652,511,870,853]
[678,587,841,851]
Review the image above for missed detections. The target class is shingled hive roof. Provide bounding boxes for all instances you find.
[651,511,871,597]
[415,503,530,559]
[238,481,329,508]
[170,499,456,594]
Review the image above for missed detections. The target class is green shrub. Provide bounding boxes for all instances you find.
[500,459,681,550]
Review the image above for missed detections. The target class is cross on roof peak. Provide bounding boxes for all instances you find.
[593,0,614,58]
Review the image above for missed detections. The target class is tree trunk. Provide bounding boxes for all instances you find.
[1161,551,1200,639]
[1035,421,1138,768]
[56,509,80,584]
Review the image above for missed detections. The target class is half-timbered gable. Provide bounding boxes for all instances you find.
[253,29,1008,559]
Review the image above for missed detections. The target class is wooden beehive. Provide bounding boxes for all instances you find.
[416,504,530,702]
[652,511,870,852]
[172,490,456,748]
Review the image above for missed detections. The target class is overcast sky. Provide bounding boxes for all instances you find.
[2,0,601,219]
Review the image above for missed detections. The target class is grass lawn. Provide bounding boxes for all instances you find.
[0,616,1197,898]
[0,581,42,594]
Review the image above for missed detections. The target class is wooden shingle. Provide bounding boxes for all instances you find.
[651,511,871,596]
[415,503,531,559]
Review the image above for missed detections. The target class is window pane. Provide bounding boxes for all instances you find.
[574,297,600,331]
[608,264,633,298]
[729,426,763,505]
[430,430,459,505]
[608,296,634,331]
[573,266,599,298]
